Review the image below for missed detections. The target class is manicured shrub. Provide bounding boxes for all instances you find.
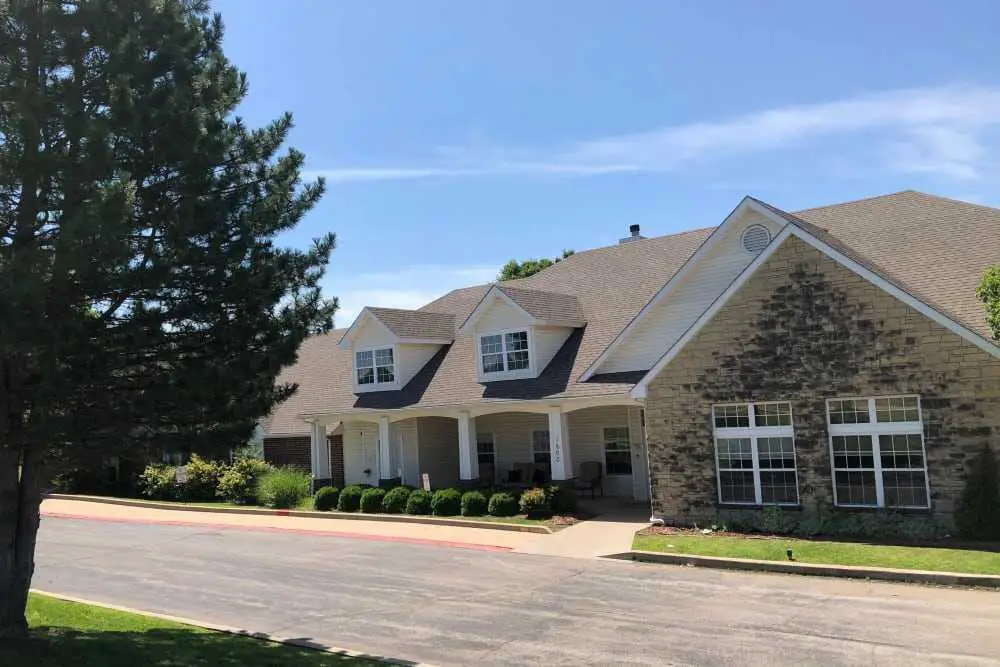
[179,454,225,501]
[545,484,577,515]
[382,486,412,514]
[487,491,518,517]
[956,445,1000,540]
[360,487,387,513]
[138,464,178,500]
[337,485,364,512]
[313,486,340,511]
[431,488,462,516]
[461,491,488,517]
[217,457,274,505]
[405,489,433,515]
[256,467,311,509]
[519,487,552,518]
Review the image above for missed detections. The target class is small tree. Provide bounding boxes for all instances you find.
[977,266,1000,341]
[498,250,574,281]
[955,445,1000,541]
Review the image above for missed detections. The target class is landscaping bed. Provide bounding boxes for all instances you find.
[3,593,377,666]
[634,527,1000,575]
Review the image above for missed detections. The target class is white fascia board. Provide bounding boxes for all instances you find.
[397,337,453,345]
[337,308,398,349]
[581,196,792,381]
[630,224,1000,398]
[457,284,538,333]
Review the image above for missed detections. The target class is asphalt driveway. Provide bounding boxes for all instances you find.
[33,516,1000,666]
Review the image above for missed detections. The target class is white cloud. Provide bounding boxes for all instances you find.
[330,264,497,327]
[308,84,1000,183]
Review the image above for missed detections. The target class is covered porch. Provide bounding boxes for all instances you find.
[306,400,651,502]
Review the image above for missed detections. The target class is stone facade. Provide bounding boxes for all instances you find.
[263,434,345,487]
[645,236,1000,530]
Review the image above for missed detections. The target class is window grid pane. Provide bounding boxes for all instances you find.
[719,471,756,504]
[827,396,929,508]
[875,396,919,423]
[828,399,871,424]
[356,367,374,385]
[714,404,749,428]
[754,402,791,427]
[603,427,632,475]
[716,438,753,470]
[760,471,798,504]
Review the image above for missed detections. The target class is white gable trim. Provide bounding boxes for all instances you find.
[458,284,538,333]
[338,308,397,349]
[581,197,790,381]
[631,225,1000,398]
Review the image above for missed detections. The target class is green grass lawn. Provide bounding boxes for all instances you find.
[633,532,1000,575]
[3,594,380,667]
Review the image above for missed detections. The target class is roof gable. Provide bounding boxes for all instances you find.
[631,219,1000,398]
[458,284,585,333]
[339,307,455,348]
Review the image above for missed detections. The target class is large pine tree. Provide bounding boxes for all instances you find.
[0,0,336,636]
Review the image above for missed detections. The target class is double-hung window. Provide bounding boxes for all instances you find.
[602,426,632,475]
[827,396,929,508]
[476,433,495,468]
[480,331,530,374]
[713,402,798,505]
[355,347,395,386]
[531,429,551,475]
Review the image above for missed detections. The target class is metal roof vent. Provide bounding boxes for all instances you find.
[741,224,771,255]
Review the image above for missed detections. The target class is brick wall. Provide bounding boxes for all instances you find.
[645,235,1000,530]
[263,434,345,487]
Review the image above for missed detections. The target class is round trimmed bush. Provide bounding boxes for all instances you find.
[180,454,225,501]
[519,487,551,518]
[461,490,488,517]
[360,487,387,513]
[138,464,178,500]
[545,484,577,515]
[382,486,411,514]
[431,488,462,516]
[313,486,340,511]
[337,485,364,512]
[257,468,311,509]
[487,491,518,517]
[405,489,433,515]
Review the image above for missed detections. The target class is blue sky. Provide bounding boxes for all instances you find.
[212,0,1000,326]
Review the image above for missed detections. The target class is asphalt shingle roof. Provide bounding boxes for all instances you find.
[366,307,456,340]
[264,191,1000,435]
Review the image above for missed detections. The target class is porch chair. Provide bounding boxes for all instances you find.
[574,461,603,498]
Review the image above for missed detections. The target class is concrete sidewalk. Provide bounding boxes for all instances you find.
[516,500,651,558]
[41,498,534,551]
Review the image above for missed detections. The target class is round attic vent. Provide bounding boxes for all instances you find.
[741,224,772,255]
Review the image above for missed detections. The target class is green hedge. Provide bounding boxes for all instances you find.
[406,489,433,515]
[461,491,487,517]
[337,485,364,512]
[217,457,274,505]
[431,488,462,516]
[487,491,518,517]
[312,486,340,511]
[382,486,411,514]
[360,487,387,513]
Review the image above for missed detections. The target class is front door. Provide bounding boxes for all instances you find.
[344,425,378,485]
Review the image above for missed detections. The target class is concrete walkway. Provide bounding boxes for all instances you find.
[40,498,534,551]
[516,500,651,558]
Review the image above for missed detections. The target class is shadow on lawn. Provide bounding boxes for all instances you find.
[2,626,407,667]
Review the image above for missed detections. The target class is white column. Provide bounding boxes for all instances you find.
[458,411,479,480]
[547,408,573,481]
[377,416,393,480]
[310,421,329,479]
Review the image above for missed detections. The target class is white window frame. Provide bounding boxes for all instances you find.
[354,345,398,390]
[478,328,533,377]
[712,402,799,506]
[476,431,496,470]
[826,395,930,509]
[531,428,551,468]
[601,425,632,477]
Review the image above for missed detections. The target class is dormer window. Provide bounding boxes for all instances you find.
[480,330,530,374]
[356,347,395,386]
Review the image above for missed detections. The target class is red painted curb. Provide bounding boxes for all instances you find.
[41,511,513,553]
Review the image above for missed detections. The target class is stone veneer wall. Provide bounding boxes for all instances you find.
[263,434,345,488]
[644,235,1000,530]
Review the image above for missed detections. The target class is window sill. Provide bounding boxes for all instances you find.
[832,504,933,514]
[715,503,803,511]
